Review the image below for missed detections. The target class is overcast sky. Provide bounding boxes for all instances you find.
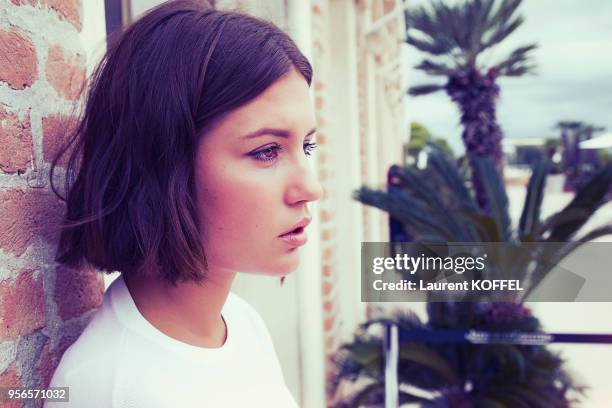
[404,0,612,154]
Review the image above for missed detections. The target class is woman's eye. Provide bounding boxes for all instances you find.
[250,144,280,162]
[304,142,318,156]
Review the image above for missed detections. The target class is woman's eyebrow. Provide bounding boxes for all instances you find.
[242,127,317,139]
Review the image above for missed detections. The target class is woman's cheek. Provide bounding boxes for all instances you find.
[209,169,278,237]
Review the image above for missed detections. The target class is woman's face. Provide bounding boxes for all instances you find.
[194,69,322,277]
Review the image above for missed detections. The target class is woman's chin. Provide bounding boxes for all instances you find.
[271,251,301,276]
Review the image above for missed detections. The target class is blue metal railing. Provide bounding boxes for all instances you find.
[382,324,612,407]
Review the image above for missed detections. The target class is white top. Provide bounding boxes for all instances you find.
[45,275,299,408]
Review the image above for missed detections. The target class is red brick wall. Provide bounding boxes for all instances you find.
[0,1,103,405]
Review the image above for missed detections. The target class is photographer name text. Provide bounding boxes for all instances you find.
[372,279,524,291]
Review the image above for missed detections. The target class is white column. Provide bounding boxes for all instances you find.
[328,0,367,342]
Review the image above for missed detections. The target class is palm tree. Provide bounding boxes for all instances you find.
[404,0,537,211]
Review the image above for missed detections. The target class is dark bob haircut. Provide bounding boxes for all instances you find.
[50,0,313,285]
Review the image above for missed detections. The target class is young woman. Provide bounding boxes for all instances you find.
[45,1,321,407]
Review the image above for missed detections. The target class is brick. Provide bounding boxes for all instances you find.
[321,227,335,241]
[383,0,395,14]
[36,341,54,389]
[0,269,46,341]
[322,264,334,277]
[323,280,332,296]
[322,246,334,262]
[316,133,326,145]
[0,362,20,387]
[324,314,336,332]
[0,189,64,257]
[41,0,82,31]
[371,0,383,20]
[42,114,77,167]
[315,95,324,110]
[0,29,38,90]
[45,45,85,100]
[320,209,334,222]
[0,362,21,408]
[324,334,336,350]
[54,264,103,321]
[0,105,34,174]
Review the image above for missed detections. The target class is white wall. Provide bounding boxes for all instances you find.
[80,0,107,75]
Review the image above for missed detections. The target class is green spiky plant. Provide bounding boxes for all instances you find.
[404,0,537,211]
[331,150,611,407]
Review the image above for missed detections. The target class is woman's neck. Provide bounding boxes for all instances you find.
[122,269,236,348]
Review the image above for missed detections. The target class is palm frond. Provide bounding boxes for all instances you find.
[405,0,532,74]
[399,165,481,240]
[408,84,446,96]
[523,225,612,301]
[485,0,522,32]
[405,4,456,55]
[406,34,454,56]
[575,225,612,243]
[414,59,455,76]
[503,63,537,77]
[545,163,612,241]
[519,160,550,239]
[493,44,538,77]
[426,149,478,212]
[472,158,512,241]
[399,343,460,385]
[354,187,455,242]
[482,15,523,50]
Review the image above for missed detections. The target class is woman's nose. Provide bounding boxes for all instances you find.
[285,160,323,205]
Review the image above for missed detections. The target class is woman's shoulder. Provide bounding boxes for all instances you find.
[46,301,125,407]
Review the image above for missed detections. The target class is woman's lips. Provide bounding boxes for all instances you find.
[279,226,308,247]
